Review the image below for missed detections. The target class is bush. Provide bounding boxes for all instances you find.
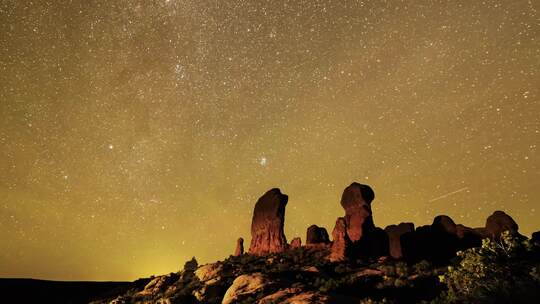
[439,231,540,303]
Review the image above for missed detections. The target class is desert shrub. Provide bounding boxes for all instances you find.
[438,231,540,303]
[413,260,432,277]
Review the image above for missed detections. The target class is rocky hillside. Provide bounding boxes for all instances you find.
[93,183,540,304]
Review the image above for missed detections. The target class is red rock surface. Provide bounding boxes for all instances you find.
[385,223,414,259]
[290,237,302,249]
[234,237,244,256]
[340,183,375,242]
[249,188,289,255]
[328,217,351,262]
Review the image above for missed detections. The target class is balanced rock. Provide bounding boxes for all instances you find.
[340,183,375,242]
[385,223,414,259]
[306,225,330,245]
[234,237,244,256]
[290,237,302,249]
[485,210,518,238]
[249,188,289,255]
[328,217,351,262]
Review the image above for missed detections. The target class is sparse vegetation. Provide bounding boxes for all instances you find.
[437,231,540,303]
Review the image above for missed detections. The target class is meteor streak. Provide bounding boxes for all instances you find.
[429,187,469,202]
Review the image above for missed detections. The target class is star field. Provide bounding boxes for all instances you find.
[0,0,539,280]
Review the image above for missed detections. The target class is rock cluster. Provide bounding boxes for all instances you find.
[241,183,522,265]
[385,223,414,259]
[249,188,289,255]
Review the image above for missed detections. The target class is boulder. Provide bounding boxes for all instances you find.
[485,210,519,238]
[195,263,223,285]
[249,188,289,255]
[328,217,351,262]
[258,288,330,304]
[234,238,244,256]
[385,223,414,259]
[306,225,330,245]
[340,183,375,242]
[222,273,270,304]
[290,237,302,249]
[138,274,178,296]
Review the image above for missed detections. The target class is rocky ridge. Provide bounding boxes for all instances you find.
[94,182,536,304]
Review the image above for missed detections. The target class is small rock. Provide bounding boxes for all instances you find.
[234,237,244,256]
[290,237,302,248]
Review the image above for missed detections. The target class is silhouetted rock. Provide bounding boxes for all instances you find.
[357,227,389,258]
[328,217,351,262]
[385,223,414,259]
[249,188,289,255]
[234,238,244,256]
[290,237,302,249]
[340,183,375,242]
[401,215,463,264]
[485,210,519,238]
[532,231,540,244]
[432,215,457,235]
[456,224,482,249]
[306,225,330,245]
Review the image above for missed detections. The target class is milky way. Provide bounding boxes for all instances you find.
[1,0,538,280]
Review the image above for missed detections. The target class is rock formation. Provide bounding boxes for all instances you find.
[340,183,375,242]
[328,217,351,262]
[455,224,482,249]
[249,188,289,255]
[306,225,330,245]
[485,210,519,238]
[385,223,414,259]
[290,237,302,249]
[222,273,269,304]
[234,238,244,256]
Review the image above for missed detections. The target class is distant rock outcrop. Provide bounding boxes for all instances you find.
[249,188,289,255]
[340,183,375,242]
[400,215,462,263]
[485,210,519,238]
[234,238,244,256]
[290,237,302,249]
[385,223,414,259]
[328,217,351,262]
[306,225,330,246]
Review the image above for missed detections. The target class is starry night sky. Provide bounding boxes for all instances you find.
[1,0,538,281]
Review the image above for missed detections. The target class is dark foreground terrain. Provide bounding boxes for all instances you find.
[0,278,149,304]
